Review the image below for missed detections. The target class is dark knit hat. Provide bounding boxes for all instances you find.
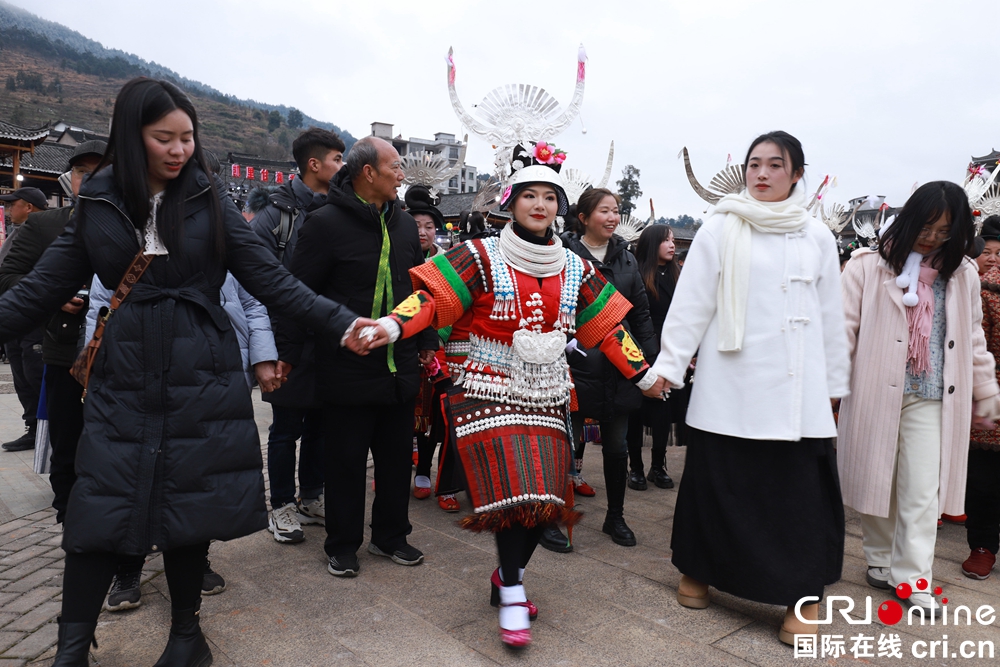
[404,185,445,230]
[980,215,1000,241]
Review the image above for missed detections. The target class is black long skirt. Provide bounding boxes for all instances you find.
[670,428,845,606]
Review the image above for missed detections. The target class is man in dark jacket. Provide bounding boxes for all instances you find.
[0,186,51,451]
[0,141,104,499]
[277,136,437,577]
[252,127,344,544]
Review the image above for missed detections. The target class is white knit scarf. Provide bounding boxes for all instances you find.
[497,222,566,278]
[714,186,809,351]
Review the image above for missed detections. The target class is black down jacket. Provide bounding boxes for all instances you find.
[561,232,657,420]
[251,176,327,408]
[0,165,358,555]
[0,205,85,367]
[275,169,438,406]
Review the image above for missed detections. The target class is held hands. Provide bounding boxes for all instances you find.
[254,361,284,392]
[343,317,389,356]
[642,375,669,400]
[275,360,293,383]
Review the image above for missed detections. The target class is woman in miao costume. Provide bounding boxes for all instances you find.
[360,142,666,648]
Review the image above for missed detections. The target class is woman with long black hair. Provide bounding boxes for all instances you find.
[626,224,682,490]
[0,78,367,666]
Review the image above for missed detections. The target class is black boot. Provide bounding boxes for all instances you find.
[538,525,573,553]
[602,454,636,546]
[153,607,213,667]
[52,617,97,667]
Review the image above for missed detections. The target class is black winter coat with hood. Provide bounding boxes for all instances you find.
[251,176,327,407]
[275,169,438,406]
[0,165,358,555]
[561,232,657,420]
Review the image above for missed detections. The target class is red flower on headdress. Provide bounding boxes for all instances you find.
[535,142,556,165]
[500,185,513,205]
[553,151,567,164]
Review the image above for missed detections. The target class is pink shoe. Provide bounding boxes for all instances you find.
[498,585,532,649]
[490,568,537,619]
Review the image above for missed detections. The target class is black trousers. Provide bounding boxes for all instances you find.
[966,447,1000,554]
[45,365,84,523]
[626,409,668,472]
[61,542,209,623]
[321,401,415,558]
[7,328,43,430]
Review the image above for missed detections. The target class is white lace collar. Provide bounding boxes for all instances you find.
[136,191,169,256]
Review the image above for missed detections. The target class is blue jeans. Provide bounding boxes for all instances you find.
[267,405,325,508]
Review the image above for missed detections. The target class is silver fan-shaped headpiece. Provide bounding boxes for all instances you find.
[560,141,615,206]
[446,45,587,149]
[681,147,745,206]
[616,213,647,243]
[400,135,468,198]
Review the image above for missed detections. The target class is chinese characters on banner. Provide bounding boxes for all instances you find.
[275,172,284,184]
[260,169,269,182]
[231,164,240,178]
[246,166,255,180]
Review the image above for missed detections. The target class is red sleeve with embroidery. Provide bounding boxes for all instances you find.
[389,241,481,338]
[574,267,648,379]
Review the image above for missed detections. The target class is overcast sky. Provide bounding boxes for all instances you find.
[13,0,1000,218]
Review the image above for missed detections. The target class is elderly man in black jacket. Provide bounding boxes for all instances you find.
[277,136,436,577]
[0,143,104,473]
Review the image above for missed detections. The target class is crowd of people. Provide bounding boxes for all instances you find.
[0,76,998,664]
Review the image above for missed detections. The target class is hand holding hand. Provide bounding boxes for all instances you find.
[343,317,386,355]
[642,376,669,399]
[275,360,293,383]
[254,361,282,392]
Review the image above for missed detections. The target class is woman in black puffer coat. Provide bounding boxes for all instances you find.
[560,188,656,548]
[627,224,686,491]
[0,79,362,667]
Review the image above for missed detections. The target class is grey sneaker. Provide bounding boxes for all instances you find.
[296,494,325,525]
[866,566,891,589]
[268,503,304,543]
[105,571,142,611]
[367,542,424,566]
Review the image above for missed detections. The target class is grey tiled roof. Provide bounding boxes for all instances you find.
[0,121,49,143]
[0,142,74,175]
[437,192,509,220]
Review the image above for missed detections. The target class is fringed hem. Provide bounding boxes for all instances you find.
[458,501,582,533]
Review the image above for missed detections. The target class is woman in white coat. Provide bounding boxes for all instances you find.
[649,131,850,645]
[838,181,1000,618]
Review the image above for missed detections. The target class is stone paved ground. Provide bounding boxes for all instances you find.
[0,369,996,665]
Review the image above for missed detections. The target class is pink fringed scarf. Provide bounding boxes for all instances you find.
[906,261,939,375]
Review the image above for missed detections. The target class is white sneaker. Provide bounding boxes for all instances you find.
[297,494,325,525]
[902,591,940,620]
[268,503,304,543]
[866,566,891,589]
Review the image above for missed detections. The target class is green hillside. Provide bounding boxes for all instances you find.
[0,0,357,159]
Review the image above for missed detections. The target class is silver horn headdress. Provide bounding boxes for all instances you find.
[446,45,588,149]
[561,141,615,206]
[681,147,745,208]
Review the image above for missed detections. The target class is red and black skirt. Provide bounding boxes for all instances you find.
[441,389,580,533]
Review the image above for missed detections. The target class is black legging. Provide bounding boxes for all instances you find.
[61,542,209,623]
[495,525,545,586]
[626,410,668,472]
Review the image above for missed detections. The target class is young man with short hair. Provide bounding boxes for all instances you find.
[252,127,345,543]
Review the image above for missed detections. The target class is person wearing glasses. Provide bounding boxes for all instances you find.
[839,181,1000,619]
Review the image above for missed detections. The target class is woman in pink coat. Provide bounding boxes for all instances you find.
[838,181,1000,619]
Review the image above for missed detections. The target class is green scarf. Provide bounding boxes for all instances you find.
[357,194,396,373]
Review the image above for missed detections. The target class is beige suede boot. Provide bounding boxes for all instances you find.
[676,575,710,609]
[779,603,819,645]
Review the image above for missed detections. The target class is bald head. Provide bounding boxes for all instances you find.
[346,136,403,208]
